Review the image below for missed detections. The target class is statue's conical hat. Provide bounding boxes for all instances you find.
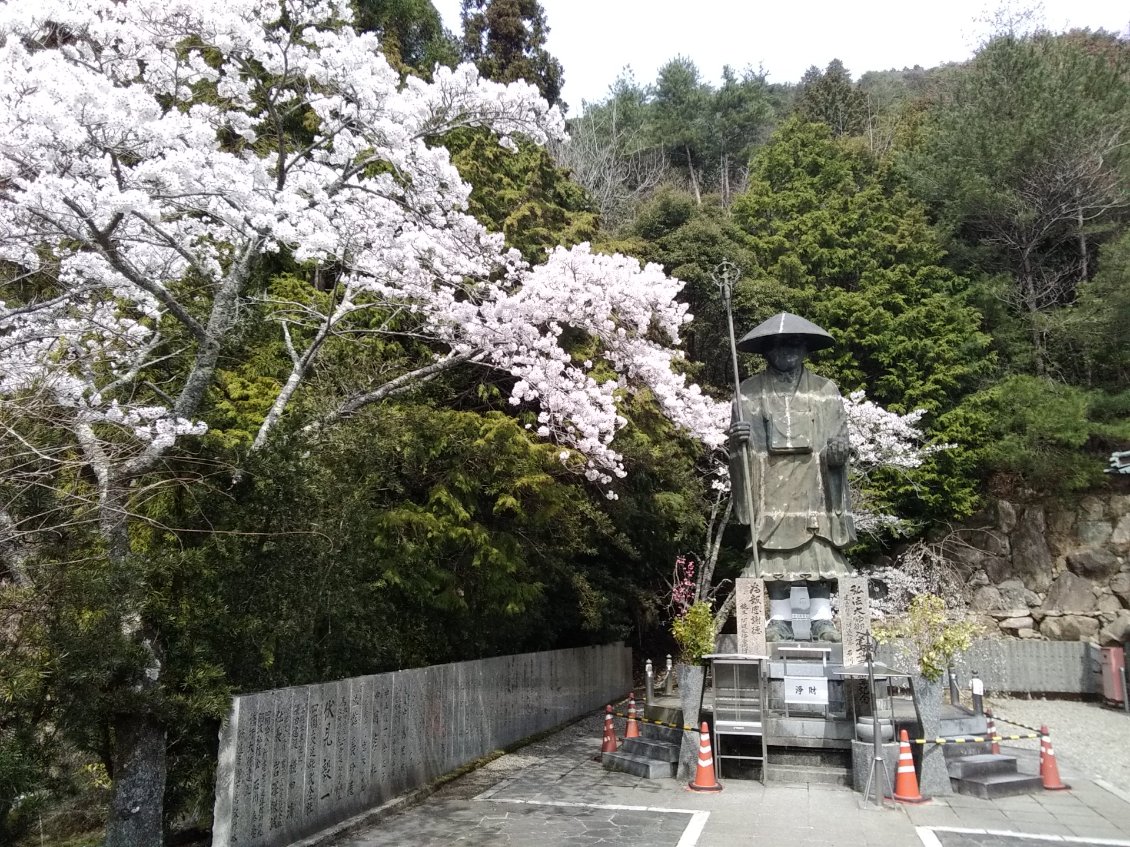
[736,312,835,354]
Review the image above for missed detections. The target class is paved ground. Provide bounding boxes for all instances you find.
[327,711,1130,847]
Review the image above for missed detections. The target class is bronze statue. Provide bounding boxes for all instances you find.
[728,313,856,642]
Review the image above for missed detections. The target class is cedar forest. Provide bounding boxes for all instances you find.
[1,0,1128,844]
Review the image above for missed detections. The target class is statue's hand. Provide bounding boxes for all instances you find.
[728,420,753,447]
[825,436,850,466]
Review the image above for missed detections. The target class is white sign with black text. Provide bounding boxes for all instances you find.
[784,676,829,705]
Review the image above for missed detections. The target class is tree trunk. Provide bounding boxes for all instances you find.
[107,713,167,847]
[721,152,729,208]
[686,146,701,206]
[1020,260,1046,377]
[1077,201,1088,282]
[100,482,168,847]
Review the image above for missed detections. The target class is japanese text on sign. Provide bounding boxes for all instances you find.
[783,676,829,705]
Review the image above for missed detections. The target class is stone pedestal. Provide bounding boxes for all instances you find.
[676,663,706,781]
[838,575,870,665]
[735,577,767,655]
[851,739,900,800]
[912,675,953,797]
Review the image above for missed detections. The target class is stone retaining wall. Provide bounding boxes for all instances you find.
[943,492,1130,645]
[211,642,632,847]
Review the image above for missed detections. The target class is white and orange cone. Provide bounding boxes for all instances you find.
[626,692,640,739]
[1039,725,1069,791]
[687,722,723,792]
[893,729,927,803]
[600,705,618,754]
[986,709,1000,755]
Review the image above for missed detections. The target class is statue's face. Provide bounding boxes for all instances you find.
[765,338,807,373]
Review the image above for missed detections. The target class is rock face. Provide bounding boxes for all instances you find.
[998,579,1040,609]
[920,492,1130,644]
[1011,507,1055,593]
[1067,549,1119,579]
[1043,573,1097,614]
[1111,573,1130,606]
[1099,610,1130,645]
[971,586,1004,611]
[1040,614,1100,641]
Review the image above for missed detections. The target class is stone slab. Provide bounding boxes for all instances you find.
[600,750,677,779]
[947,754,1020,779]
[735,577,767,656]
[950,771,1045,799]
[620,737,679,762]
[838,575,870,666]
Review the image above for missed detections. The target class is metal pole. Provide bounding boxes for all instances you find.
[970,671,984,716]
[713,260,760,576]
[645,658,654,704]
[862,636,892,808]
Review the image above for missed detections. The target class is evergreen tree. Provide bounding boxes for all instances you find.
[902,30,1130,376]
[353,0,459,78]
[709,65,776,205]
[460,0,565,107]
[795,59,868,137]
[650,56,711,204]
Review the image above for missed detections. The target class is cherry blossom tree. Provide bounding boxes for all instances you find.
[0,1,722,843]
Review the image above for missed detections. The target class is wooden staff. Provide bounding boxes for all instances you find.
[714,260,760,576]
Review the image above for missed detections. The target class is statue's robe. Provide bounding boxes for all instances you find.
[729,367,856,579]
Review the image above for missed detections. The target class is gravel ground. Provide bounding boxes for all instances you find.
[989,696,1130,793]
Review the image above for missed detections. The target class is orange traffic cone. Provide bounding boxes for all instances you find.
[1039,725,1069,791]
[986,709,1000,755]
[893,729,927,803]
[600,705,618,754]
[687,722,723,792]
[626,692,640,738]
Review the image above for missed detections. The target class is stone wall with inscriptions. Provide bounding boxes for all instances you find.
[211,642,631,847]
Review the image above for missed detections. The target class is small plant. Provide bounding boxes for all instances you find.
[872,594,980,681]
[666,555,714,663]
[671,600,715,663]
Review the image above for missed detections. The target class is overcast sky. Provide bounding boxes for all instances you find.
[431,0,1128,115]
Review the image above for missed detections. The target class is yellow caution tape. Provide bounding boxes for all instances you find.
[912,733,1039,745]
[609,710,698,732]
[989,715,1044,734]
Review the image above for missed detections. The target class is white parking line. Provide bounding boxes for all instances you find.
[919,826,1130,846]
[475,794,710,846]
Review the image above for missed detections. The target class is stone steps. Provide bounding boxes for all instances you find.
[765,761,852,787]
[621,736,679,763]
[951,771,1045,799]
[948,753,1020,779]
[762,745,851,786]
[947,752,1044,799]
[601,750,677,779]
[601,708,684,780]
